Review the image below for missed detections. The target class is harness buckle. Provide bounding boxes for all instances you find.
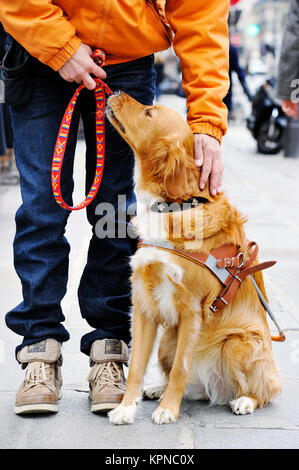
[209,304,218,312]
[237,252,244,268]
[210,296,228,313]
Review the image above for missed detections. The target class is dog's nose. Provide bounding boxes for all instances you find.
[114,90,122,96]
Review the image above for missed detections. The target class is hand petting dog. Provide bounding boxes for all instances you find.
[193,133,223,197]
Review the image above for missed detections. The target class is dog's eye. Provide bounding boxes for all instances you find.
[145,109,152,117]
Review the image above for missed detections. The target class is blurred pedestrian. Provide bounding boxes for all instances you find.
[277,0,299,120]
[224,43,252,119]
[0,0,229,415]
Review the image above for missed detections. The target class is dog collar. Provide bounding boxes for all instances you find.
[150,197,209,213]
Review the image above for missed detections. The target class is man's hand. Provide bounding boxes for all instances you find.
[58,44,107,90]
[282,100,298,120]
[193,133,223,196]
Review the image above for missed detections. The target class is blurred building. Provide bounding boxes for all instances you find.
[230,0,289,75]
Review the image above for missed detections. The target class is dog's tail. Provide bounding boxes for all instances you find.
[192,321,281,406]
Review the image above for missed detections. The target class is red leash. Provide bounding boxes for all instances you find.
[51,49,113,211]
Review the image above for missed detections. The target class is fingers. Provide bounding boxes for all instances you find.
[199,157,212,191]
[291,103,298,120]
[58,43,107,90]
[90,62,107,80]
[209,158,223,196]
[74,60,107,89]
[282,102,292,117]
[282,100,298,120]
[288,107,297,120]
[82,72,97,90]
[200,156,223,196]
[194,136,204,167]
[194,133,223,197]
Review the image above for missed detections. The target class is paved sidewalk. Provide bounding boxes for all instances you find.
[0,96,299,449]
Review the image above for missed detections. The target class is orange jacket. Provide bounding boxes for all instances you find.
[0,0,229,141]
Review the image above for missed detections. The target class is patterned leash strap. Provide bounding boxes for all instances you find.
[51,49,113,211]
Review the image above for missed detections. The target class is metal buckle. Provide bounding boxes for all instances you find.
[209,304,218,312]
[220,296,228,305]
[210,296,228,313]
[237,252,244,268]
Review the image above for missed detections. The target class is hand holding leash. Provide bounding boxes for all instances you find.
[52,49,113,211]
[58,44,107,90]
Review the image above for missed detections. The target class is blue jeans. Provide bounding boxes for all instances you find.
[6,54,156,358]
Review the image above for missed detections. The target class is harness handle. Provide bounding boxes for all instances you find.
[270,333,286,342]
[51,49,113,211]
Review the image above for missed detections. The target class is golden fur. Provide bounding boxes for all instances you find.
[107,92,281,425]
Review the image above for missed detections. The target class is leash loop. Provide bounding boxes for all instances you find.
[51,49,113,211]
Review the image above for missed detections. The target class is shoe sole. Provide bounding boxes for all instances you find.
[91,402,120,413]
[14,389,62,415]
[14,403,59,415]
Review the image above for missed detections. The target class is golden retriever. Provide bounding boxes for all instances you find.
[106,92,281,425]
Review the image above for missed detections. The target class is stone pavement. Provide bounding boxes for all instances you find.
[0,95,299,449]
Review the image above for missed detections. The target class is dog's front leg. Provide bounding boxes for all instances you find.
[152,315,200,425]
[109,305,158,425]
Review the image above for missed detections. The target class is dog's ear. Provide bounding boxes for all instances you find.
[163,141,190,200]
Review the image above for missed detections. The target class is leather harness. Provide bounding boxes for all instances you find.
[137,240,285,342]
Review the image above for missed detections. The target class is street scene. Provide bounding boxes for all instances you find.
[1,0,299,451]
[1,93,299,448]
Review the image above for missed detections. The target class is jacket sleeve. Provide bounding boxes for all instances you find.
[165,0,229,142]
[0,1,81,70]
[277,0,299,100]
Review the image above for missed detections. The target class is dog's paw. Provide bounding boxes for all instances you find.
[109,399,140,425]
[152,407,176,425]
[143,384,166,400]
[230,396,255,415]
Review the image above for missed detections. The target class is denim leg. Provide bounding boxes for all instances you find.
[6,62,80,357]
[79,55,156,355]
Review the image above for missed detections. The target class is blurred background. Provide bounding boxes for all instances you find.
[154,0,296,157]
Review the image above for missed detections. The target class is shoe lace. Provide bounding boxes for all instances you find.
[88,361,124,392]
[24,361,54,392]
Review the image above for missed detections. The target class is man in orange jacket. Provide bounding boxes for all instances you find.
[0,0,229,415]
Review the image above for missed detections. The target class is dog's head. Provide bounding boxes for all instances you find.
[107,92,214,204]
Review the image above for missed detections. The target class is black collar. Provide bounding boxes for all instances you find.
[150,197,209,213]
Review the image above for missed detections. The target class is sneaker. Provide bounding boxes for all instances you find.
[14,339,62,415]
[88,339,128,413]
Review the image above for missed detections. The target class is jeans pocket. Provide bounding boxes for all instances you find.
[2,39,33,107]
